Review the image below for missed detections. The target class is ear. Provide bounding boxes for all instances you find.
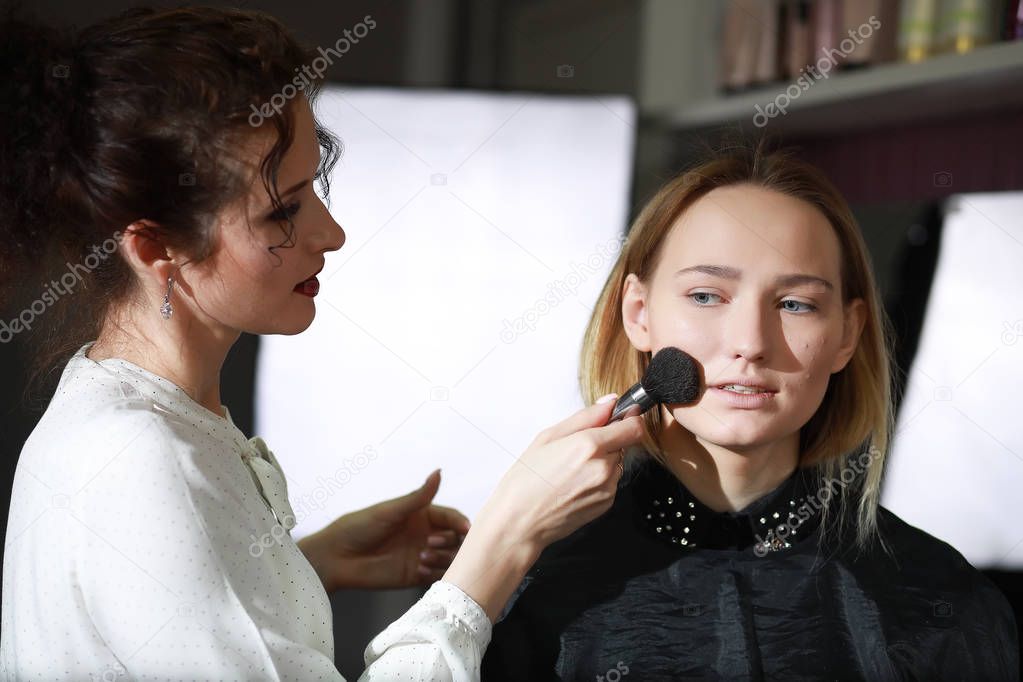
[117,220,179,283]
[622,273,652,353]
[831,297,867,374]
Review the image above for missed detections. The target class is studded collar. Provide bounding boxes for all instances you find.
[629,455,829,555]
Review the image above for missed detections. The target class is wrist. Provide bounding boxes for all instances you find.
[442,504,543,623]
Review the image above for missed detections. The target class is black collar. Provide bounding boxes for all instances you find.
[628,454,831,554]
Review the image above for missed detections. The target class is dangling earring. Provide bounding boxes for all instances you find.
[160,275,175,319]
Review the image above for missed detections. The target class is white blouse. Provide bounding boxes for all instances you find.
[1,342,491,681]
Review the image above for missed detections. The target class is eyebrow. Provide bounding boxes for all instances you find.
[263,179,310,215]
[674,264,834,291]
[281,178,310,197]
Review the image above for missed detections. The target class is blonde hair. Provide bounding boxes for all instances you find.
[580,145,897,555]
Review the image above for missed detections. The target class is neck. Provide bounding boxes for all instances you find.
[87,305,238,418]
[655,405,799,513]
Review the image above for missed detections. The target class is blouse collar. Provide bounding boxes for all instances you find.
[73,341,234,432]
[628,454,830,555]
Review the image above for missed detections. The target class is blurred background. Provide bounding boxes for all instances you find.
[2,0,1021,677]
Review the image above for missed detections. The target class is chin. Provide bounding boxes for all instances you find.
[704,437,773,453]
[285,316,316,335]
[674,412,782,452]
[260,308,316,336]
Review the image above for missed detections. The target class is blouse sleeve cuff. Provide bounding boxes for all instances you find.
[431,579,492,648]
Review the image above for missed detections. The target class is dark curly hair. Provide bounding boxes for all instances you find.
[0,3,342,403]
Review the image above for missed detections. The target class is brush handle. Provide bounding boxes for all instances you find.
[609,383,654,422]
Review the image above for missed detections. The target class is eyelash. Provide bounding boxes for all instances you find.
[687,292,818,313]
[269,201,301,221]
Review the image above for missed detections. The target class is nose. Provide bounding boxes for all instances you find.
[312,196,346,254]
[724,296,770,363]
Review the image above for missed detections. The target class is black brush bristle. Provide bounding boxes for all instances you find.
[642,347,700,404]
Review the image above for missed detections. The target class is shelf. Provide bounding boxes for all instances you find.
[661,41,1023,135]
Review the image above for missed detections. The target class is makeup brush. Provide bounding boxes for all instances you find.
[608,347,701,422]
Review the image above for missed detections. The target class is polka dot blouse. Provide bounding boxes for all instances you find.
[1,342,491,680]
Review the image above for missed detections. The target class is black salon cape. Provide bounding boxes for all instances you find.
[482,455,1019,681]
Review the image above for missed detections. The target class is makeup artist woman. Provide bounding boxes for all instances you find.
[0,7,644,680]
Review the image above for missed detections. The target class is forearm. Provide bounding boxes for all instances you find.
[440,499,540,623]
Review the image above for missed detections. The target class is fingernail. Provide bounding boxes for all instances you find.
[419,550,430,561]
[417,565,431,576]
[596,393,618,404]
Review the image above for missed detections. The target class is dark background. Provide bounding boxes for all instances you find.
[2,0,1021,677]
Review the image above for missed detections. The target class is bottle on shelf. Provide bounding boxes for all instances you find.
[752,0,783,85]
[898,0,941,62]
[719,0,770,91]
[936,0,999,55]
[782,0,813,80]
[811,0,845,63]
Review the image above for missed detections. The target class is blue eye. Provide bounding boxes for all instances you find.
[781,300,817,313]
[269,201,301,221]
[688,292,722,306]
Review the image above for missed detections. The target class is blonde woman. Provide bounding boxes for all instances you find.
[0,6,644,680]
[482,148,1019,681]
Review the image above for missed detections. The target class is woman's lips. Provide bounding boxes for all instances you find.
[293,276,319,297]
[710,386,776,409]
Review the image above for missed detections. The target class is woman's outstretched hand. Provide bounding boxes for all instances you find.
[298,470,470,593]
[443,394,644,621]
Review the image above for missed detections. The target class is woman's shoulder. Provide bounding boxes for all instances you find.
[852,506,1020,678]
[17,357,248,513]
[858,506,1017,625]
[871,505,998,579]
[29,351,239,454]
[10,359,275,575]
[24,373,166,463]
